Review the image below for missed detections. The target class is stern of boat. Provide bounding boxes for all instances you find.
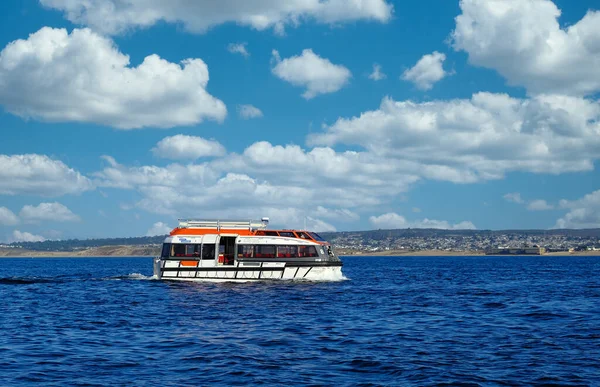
[153,257,163,280]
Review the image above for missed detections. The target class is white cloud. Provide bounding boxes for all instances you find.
[0,27,226,129]
[555,190,600,228]
[370,213,408,228]
[401,51,449,90]
[527,199,554,211]
[92,141,420,223]
[271,49,351,99]
[41,0,393,35]
[0,207,19,226]
[313,206,359,221]
[368,63,386,81]
[452,221,477,230]
[227,42,249,58]
[369,212,475,229]
[504,192,524,204]
[237,105,264,120]
[146,222,172,236]
[94,157,221,191]
[19,202,80,223]
[453,0,600,96]
[152,135,226,160]
[10,230,46,243]
[308,93,600,183]
[305,217,336,232]
[0,154,93,197]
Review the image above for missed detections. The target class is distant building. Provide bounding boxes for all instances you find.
[485,247,545,255]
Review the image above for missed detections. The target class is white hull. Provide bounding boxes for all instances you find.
[154,259,344,282]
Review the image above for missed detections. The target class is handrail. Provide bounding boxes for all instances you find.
[177,219,268,230]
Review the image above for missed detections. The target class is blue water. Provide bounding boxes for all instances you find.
[1,256,599,386]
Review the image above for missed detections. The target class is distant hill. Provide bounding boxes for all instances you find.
[6,235,166,252]
[6,228,600,252]
[320,228,600,241]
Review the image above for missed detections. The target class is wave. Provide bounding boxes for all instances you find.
[105,273,157,281]
[0,277,59,285]
[294,271,350,282]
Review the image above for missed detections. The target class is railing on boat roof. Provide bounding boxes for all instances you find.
[177,218,269,231]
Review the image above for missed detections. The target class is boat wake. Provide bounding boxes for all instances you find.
[294,271,350,282]
[107,273,157,281]
[0,277,59,285]
[1,274,158,285]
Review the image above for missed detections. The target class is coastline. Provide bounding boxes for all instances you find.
[341,249,600,257]
[1,247,598,258]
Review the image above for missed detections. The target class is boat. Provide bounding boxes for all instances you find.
[153,218,344,282]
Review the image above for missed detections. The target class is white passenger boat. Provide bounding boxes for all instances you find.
[153,218,344,282]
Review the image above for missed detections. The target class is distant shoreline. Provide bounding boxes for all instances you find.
[342,250,600,257]
[1,247,598,258]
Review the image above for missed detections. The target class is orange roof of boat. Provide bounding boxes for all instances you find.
[168,218,325,243]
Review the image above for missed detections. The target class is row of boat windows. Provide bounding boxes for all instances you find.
[161,243,319,259]
[162,243,215,259]
[238,245,319,258]
[255,230,326,242]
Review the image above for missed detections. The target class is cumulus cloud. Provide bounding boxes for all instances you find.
[527,199,554,211]
[313,206,360,221]
[401,51,449,90]
[368,63,386,81]
[227,42,249,58]
[555,190,600,228]
[271,49,351,99]
[237,105,263,119]
[308,93,600,183]
[19,202,80,223]
[0,154,93,197]
[453,0,600,96]
[304,217,336,232]
[93,141,420,223]
[94,157,220,191]
[504,192,524,204]
[0,207,19,226]
[10,230,46,243]
[226,141,420,198]
[41,0,393,35]
[0,27,226,129]
[152,135,226,160]
[369,212,475,230]
[146,222,172,236]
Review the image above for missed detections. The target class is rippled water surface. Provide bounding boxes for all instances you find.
[1,256,600,386]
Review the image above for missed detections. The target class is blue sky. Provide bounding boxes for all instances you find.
[1,0,600,242]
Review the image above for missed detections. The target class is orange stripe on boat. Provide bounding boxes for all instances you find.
[180,261,199,267]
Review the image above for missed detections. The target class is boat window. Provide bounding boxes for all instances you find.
[161,243,171,258]
[255,245,276,258]
[202,244,215,260]
[277,245,298,258]
[238,245,254,258]
[172,244,186,257]
[264,231,279,236]
[295,232,312,240]
[185,244,200,257]
[298,245,318,257]
[279,231,295,238]
[308,232,326,242]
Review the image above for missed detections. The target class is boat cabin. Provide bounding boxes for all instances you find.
[160,218,336,267]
